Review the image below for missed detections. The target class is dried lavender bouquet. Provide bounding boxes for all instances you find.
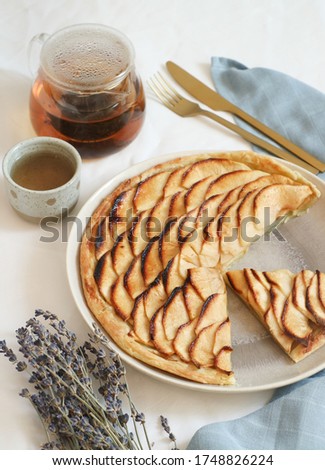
[0,309,177,450]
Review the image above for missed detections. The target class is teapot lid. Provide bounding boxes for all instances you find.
[40,24,135,92]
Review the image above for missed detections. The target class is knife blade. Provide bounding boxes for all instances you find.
[166,61,325,172]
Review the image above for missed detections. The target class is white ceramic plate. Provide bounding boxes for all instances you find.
[66,150,325,393]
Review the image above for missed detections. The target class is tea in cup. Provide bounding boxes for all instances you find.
[2,137,82,221]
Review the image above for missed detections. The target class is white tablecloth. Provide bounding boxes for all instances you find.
[1,0,325,450]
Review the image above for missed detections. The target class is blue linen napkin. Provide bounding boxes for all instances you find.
[210,57,325,180]
[187,59,325,450]
[187,369,325,450]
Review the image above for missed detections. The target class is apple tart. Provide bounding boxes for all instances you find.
[80,151,320,384]
[226,269,325,362]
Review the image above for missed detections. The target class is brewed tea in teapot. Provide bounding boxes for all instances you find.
[29,24,145,157]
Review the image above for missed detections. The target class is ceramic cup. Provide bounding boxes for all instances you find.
[2,136,82,222]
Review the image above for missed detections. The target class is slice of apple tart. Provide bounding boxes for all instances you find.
[80,150,320,384]
[226,269,325,362]
[103,266,234,385]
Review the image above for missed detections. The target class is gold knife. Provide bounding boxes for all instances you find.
[166,61,325,173]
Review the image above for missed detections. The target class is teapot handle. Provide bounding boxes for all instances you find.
[27,33,50,76]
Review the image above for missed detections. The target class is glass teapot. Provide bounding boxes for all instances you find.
[28,24,145,157]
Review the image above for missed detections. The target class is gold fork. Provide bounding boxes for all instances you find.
[148,73,319,175]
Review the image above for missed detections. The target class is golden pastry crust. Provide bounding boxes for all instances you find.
[80,151,320,384]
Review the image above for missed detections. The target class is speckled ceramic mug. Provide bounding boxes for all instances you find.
[2,137,82,222]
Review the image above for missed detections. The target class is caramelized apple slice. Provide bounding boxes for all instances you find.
[163,167,186,197]
[212,319,232,356]
[292,270,315,321]
[111,275,134,321]
[110,187,136,222]
[173,318,198,362]
[178,242,202,278]
[205,170,266,199]
[204,214,222,244]
[190,319,231,368]
[252,269,270,290]
[237,189,261,246]
[182,159,249,188]
[133,171,170,212]
[143,277,167,320]
[149,196,171,224]
[124,257,146,299]
[196,194,224,227]
[183,280,204,320]
[162,287,190,340]
[128,211,151,257]
[189,322,220,367]
[306,273,325,325]
[244,268,270,314]
[264,307,293,353]
[178,209,200,242]
[109,217,131,242]
[254,184,314,228]
[238,174,294,199]
[94,252,117,303]
[111,231,134,275]
[219,199,244,267]
[199,237,221,268]
[159,219,179,267]
[94,217,113,259]
[131,296,151,345]
[141,237,162,285]
[281,294,312,342]
[238,181,300,245]
[163,255,185,295]
[264,270,293,297]
[195,293,227,334]
[150,307,174,356]
[214,346,233,374]
[188,267,225,300]
[270,286,288,330]
[184,177,214,212]
[168,191,186,217]
[226,270,248,298]
[217,187,242,216]
[148,197,173,237]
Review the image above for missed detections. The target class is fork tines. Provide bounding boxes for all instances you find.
[148,73,181,108]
